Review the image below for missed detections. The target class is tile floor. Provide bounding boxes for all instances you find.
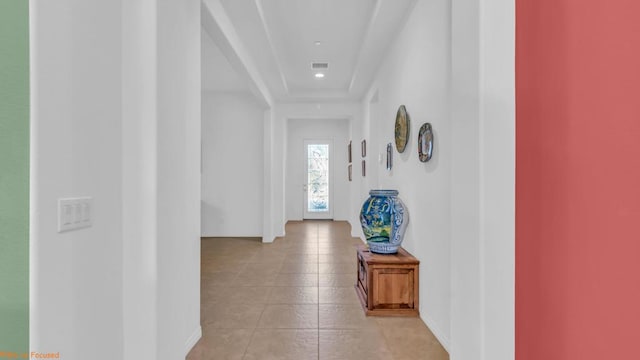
[187,220,449,360]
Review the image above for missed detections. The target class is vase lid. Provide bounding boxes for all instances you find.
[369,189,399,196]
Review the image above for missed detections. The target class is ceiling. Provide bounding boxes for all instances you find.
[202,0,416,102]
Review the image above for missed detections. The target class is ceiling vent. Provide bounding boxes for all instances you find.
[311,62,329,70]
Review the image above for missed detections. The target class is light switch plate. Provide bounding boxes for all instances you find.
[58,197,92,233]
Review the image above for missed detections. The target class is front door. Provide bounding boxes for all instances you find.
[303,140,333,219]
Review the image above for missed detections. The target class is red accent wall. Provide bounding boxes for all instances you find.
[516,0,640,359]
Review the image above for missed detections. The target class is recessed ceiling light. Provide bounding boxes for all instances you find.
[315,73,325,78]
[314,41,322,46]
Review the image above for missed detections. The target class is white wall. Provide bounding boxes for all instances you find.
[156,1,201,358]
[357,0,515,358]
[31,1,202,359]
[201,92,264,237]
[285,119,350,221]
[263,108,275,242]
[30,1,124,358]
[449,0,482,355]
[357,0,452,349]
[450,0,516,359]
[122,0,158,358]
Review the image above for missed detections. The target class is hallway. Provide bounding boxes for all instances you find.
[189,221,448,359]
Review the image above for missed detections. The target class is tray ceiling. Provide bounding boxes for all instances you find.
[203,0,416,102]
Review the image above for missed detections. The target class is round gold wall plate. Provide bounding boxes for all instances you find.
[395,105,410,153]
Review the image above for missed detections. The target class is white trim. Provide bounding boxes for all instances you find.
[347,0,382,93]
[29,0,40,348]
[422,312,450,353]
[254,0,289,94]
[201,0,273,108]
[184,326,202,356]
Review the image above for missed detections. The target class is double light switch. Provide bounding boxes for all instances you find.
[58,197,92,233]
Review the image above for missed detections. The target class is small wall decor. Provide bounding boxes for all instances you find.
[348,164,352,181]
[418,123,434,162]
[361,139,367,157]
[348,141,352,163]
[362,160,366,177]
[386,143,393,170]
[395,105,410,153]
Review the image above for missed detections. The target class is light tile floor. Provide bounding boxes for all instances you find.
[188,220,449,360]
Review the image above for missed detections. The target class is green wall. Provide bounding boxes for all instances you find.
[0,0,29,353]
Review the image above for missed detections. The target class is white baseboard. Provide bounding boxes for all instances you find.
[184,325,202,356]
[421,313,450,353]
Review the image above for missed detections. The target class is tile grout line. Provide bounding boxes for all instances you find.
[239,304,267,360]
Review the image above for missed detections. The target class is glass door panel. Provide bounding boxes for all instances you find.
[303,140,333,219]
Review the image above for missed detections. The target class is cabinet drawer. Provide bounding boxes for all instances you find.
[371,267,415,310]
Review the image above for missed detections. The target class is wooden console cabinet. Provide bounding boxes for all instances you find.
[355,244,419,316]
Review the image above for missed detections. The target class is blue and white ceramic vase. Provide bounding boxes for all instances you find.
[360,190,409,254]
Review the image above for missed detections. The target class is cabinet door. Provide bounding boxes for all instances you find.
[357,254,368,299]
[371,268,414,309]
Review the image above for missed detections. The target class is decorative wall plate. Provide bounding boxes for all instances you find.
[418,123,434,162]
[394,105,410,153]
